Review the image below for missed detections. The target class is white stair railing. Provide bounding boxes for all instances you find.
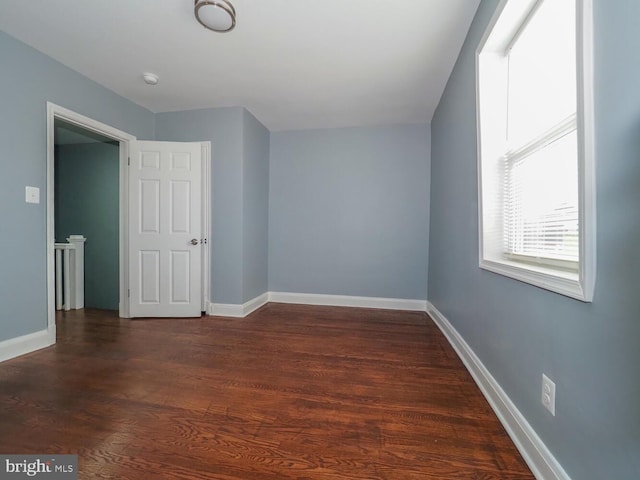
[54,235,86,311]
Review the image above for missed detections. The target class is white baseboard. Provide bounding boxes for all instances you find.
[208,292,427,318]
[208,303,244,317]
[243,292,270,316]
[426,302,570,480]
[208,292,269,318]
[269,292,427,311]
[0,326,56,363]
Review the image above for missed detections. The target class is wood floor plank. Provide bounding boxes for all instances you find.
[0,303,534,479]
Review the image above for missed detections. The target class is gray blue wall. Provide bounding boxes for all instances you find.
[269,124,430,300]
[242,110,270,302]
[55,142,120,310]
[0,31,154,342]
[428,1,640,478]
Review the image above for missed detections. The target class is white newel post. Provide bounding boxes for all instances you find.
[67,235,86,309]
[63,246,73,310]
[54,235,86,311]
[55,248,63,310]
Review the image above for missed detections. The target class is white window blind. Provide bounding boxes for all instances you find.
[503,125,579,266]
[502,0,578,268]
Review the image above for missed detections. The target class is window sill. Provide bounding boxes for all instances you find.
[479,257,591,302]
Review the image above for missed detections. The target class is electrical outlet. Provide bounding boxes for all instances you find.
[541,374,556,416]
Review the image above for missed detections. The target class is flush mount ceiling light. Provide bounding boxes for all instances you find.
[194,0,236,33]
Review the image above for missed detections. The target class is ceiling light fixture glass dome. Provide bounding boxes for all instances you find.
[194,0,236,33]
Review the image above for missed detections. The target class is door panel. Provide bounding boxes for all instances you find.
[170,250,190,303]
[170,181,190,233]
[140,180,160,233]
[129,141,202,317]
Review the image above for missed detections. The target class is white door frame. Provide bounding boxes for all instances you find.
[46,103,211,328]
[200,142,211,312]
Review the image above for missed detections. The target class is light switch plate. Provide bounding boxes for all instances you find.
[25,186,40,204]
[542,373,556,416]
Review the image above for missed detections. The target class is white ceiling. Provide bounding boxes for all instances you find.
[0,0,479,131]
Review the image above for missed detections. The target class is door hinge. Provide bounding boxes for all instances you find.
[128,289,130,298]
[127,157,130,166]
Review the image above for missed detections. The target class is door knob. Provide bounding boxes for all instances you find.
[190,238,199,245]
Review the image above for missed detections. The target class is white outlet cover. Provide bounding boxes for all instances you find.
[25,186,40,204]
[542,373,556,416]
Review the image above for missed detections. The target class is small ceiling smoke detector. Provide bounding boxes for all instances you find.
[194,0,236,33]
[142,73,159,85]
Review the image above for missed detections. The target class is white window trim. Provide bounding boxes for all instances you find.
[476,0,596,302]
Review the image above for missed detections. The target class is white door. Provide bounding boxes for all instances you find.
[129,140,202,317]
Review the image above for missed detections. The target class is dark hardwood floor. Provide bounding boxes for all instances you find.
[0,304,534,479]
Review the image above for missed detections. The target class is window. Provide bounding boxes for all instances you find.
[477,0,595,301]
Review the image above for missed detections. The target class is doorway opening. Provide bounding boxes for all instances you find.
[47,103,135,330]
[54,119,120,311]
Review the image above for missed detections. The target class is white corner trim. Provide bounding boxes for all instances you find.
[0,327,56,363]
[208,302,244,317]
[269,292,427,311]
[426,302,571,480]
[208,292,269,318]
[243,292,270,316]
